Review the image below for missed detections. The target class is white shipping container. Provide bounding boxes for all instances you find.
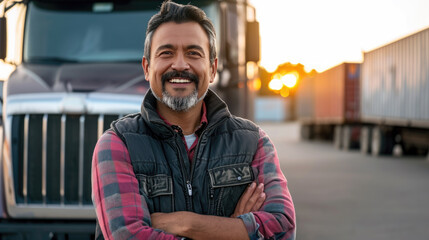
[254,97,291,122]
[296,76,315,123]
[361,27,429,128]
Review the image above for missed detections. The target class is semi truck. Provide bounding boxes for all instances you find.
[0,0,260,238]
[297,27,429,158]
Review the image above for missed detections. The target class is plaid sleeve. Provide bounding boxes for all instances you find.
[239,128,296,240]
[92,130,179,240]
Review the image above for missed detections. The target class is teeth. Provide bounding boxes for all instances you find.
[169,78,191,83]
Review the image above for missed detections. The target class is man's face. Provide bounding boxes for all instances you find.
[142,22,217,111]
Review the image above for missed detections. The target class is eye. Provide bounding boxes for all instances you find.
[188,51,203,57]
[159,51,173,56]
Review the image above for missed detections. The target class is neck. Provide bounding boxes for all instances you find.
[157,101,203,135]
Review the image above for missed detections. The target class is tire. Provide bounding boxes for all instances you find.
[371,126,393,156]
[360,126,371,154]
[342,125,352,151]
[427,147,429,160]
[334,125,342,149]
[371,126,383,156]
[300,124,313,140]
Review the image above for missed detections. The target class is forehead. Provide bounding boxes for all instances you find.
[151,22,210,51]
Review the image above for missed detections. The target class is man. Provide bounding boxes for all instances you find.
[92,1,295,239]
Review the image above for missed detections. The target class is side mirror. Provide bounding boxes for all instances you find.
[245,21,260,62]
[0,17,6,60]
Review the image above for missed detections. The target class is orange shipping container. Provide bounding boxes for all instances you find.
[313,63,360,124]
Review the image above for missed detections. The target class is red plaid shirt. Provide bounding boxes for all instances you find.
[92,106,295,239]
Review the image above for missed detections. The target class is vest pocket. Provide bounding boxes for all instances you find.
[208,163,254,216]
[136,174,174,213]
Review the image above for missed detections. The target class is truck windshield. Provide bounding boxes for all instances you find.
[23,1,216,63]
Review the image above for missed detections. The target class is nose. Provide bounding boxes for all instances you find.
[171,54,190,71]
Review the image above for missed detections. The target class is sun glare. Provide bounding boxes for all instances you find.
[281,73,298,88]
[268,78,283,91]
[280,87,289,98]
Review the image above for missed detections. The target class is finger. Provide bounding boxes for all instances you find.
[232,182,257,217]
[242,183,264,213]
[237,182,257,214]
[251,192,266,212]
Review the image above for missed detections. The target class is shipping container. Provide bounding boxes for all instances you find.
[296,76,315,123]
[296,76,315,139]
[314,63,360,124]
[298,27,429,158]
[254,96,291,122]
[297,63,361,149]
[361,28,429,126]
[360,27,429,156]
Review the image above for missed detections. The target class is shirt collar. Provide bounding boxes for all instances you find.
[157,101,208,136]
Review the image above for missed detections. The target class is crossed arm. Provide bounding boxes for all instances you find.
[92,129,295,240]
[150,182,266,240]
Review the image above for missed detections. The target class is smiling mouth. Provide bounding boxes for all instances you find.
[169,78,192,84]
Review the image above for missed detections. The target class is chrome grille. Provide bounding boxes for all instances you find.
[11,114,119,205]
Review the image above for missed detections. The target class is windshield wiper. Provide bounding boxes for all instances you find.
[26,56,79,64]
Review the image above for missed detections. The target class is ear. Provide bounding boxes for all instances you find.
[142,57,150,81]
[210,58,218,83]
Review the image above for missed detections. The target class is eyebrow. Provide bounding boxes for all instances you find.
[155,44,175,54]
[187,45,205,54]
[155,44,206,55]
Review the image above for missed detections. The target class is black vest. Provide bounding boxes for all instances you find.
[95,89,260,238]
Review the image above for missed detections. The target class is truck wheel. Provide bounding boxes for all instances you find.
[402,143,417,155]
[334,125,342,149]
[371,127,383,156]
[360,126,371,154]
[342,125,352,151]
[371,126,393,156]
[300,124,313,140]
[426,141,429,159]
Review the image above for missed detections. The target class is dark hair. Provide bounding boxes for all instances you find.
[144,0,217,64]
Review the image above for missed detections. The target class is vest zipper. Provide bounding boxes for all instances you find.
[174,118,228,212]
[174,135,193,211]
[190,118,227,181]
[190,118,228,214]
[186,181,193,196]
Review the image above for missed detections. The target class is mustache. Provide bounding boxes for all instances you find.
[161,70,199,86]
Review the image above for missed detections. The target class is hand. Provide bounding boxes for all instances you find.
[231,182,266,218]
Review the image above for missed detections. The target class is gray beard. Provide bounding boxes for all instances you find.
[152,88,207,112]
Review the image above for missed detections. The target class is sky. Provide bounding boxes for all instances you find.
[250,0,429,72]
[1,0,429,76]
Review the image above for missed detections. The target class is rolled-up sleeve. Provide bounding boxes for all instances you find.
[239,128,296,240]
[92,130,179,239]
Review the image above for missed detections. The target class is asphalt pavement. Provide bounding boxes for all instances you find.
[259,122,429,240]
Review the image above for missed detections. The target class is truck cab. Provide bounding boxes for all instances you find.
[0,0,259,238]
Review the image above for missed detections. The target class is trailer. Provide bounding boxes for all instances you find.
[360,27,429,156]
[0,0,260,238]
[297,62,361,150]
[297,27,429,158]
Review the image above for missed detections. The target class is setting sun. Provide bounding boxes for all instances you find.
[250,0,429,72]
[281,73,298,88]
[268,78,283,91]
